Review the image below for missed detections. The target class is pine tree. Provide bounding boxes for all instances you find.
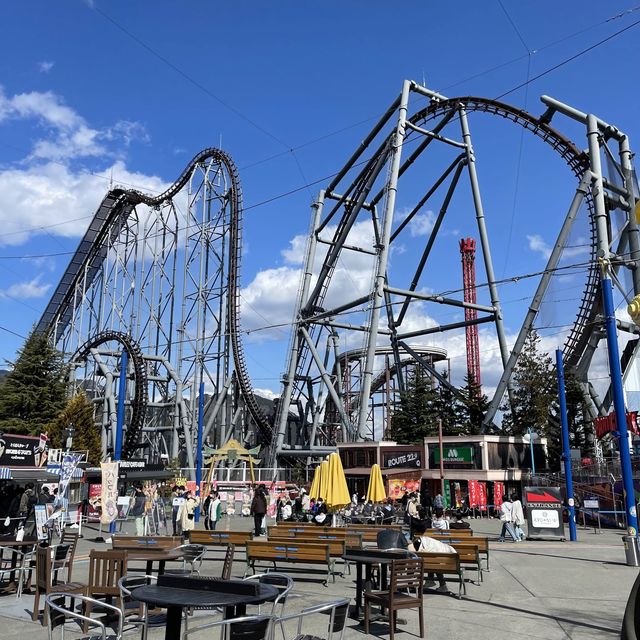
[0,330,68,435]
[501,330,556,438]
[458,376,489,435]
[434,371,464,435]
[389,367,440,443]
[48,393,102,465]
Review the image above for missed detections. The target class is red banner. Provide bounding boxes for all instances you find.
[477,482,487,511]
[494,482,504,508]
[594,411,638,439]
[468,480,479,508]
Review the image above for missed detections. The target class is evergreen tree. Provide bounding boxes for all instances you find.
[389,367,440,443]
[501,330,556,439]
[0,330,68,435]
[458,376,489,435]
[48,393,102,465]
[434,371,465,435]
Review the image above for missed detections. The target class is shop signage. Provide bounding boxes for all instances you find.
[524,486,565,540]
[383,450,422,469]
[594,411,638,439]
[0,433,43,467]
[584,498,600,510]
[433,446,473,464]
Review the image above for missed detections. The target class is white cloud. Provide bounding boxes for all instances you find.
[0,160,167,246]
[409,210,436,237]
[0,276,50,299]
[254,387,278,401]
[0,87,148,161]
[37,61,55,73]
[527,234,551,260]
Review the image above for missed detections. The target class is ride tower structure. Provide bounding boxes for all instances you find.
[460,238,481,392]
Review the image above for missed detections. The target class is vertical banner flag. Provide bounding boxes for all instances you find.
[443,480,452,508]
[100,461,120,525]
[57,454,81,502]
[477,482,487,511]
[494,482,504,508]
[468,480,479,508]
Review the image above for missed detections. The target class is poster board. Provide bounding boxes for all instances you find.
[524,486,565,540]
[34,504,49,541]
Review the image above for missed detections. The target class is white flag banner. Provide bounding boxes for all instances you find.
[100,461,120,525]
[57,454,81,503]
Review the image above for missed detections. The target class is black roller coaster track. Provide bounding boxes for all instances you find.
[407,96,596,370]
[71,331,148,458]
[36,148,272,446]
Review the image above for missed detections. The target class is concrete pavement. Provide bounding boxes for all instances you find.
[0,516,635,639]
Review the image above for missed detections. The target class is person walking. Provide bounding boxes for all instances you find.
[131,484,147,536]
[250,485,267,537]
[433,492,445,511]
[207,491,221,530]
[510,492,526,541]
[202,493,212,530]
[499,497,516,541]
[178,490,199,538]
[171,486,185,536]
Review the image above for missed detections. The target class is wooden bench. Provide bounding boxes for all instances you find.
[429,533,490,570]
[272,522,402,544]
[268,535,354,574]
[426,528,474,536]
[450,543,483,583]
[245,540,337,585]
[267,526,363,547]
[189,530,253,548]
[112,535,182,551]
[417,552,466,599]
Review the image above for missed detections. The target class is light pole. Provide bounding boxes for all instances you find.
[64,423,75,453]
[524,428,538,476]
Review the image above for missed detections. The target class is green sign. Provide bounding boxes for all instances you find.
[443,481,452,508]
[433,446,473,464]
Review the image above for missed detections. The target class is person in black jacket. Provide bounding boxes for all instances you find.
[250,485,267,537]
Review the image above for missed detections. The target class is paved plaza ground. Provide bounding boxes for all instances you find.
[0,516,635,639]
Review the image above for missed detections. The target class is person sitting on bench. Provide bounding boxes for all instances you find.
[409,519,456,593]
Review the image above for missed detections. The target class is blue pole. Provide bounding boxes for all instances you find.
[556,349,577,541]
[111,349,128,534]
[528,427,536,476]
[602,278,638,536]
[195,380,204,522]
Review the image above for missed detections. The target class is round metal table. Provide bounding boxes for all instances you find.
[132,580,279,640]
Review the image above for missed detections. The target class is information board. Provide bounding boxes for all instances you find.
[524,486,565,540]
[583,499,600,510]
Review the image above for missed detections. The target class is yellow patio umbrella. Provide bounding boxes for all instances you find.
[309,463,323,500]
[365,463,386,503]
[318,459,330,502]
[324,452,351,510]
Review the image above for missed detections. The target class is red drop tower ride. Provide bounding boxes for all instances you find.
[460,238,481,391]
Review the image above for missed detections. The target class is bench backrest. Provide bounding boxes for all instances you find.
[427,528,473,536]
[267,536,346,557]
[450,543,480,563]
[189,530,253,547]
[417,551,461,573]
[247,540,330,564]
[267,526,362,546]
[431,534,488,553]
[112,535,181,551]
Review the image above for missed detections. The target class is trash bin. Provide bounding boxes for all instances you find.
[623,535,640,567]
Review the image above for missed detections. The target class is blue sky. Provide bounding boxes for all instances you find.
[0,1,639,402]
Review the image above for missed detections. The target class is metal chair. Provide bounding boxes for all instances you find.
[277,598,349,640]
[243,572,294,617]
[183,614,274,640]
[0,543,35,598]
[364,557,425,640]
[46,592,123,640]
[167,544,206,576]
[117,574,167,640]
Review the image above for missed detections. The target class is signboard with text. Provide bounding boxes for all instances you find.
[0,433,41,467]
[382,450,422,469]
[524,486,565,540]
[433,446,473,464]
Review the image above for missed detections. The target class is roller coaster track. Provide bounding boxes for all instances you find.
[36,148,271,447]
[408,97,596,369]
[71,331,148,458]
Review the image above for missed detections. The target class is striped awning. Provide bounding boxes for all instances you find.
[46,466,84,479]
[0,467,12,480]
